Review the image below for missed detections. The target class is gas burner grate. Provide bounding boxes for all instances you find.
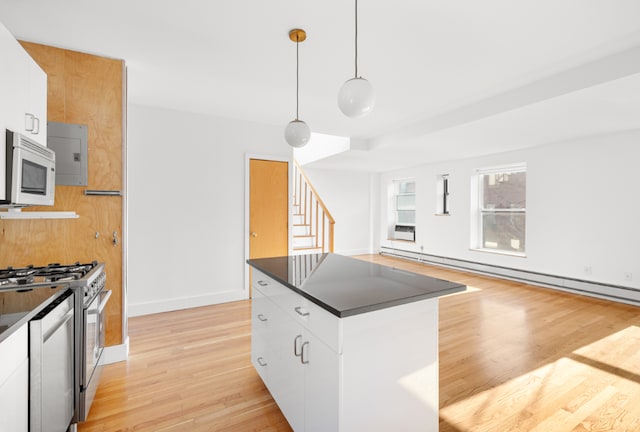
[0,261,99,287]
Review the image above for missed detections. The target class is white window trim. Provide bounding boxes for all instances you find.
[472,163,526,255]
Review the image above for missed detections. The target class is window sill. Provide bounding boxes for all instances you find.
[470,248,526,258]
[387,238,416,243]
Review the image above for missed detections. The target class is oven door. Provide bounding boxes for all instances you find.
[80,289,111,421]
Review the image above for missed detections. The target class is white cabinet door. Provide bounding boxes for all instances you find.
[0,23,29,135]
[0,324,29,432]
[269,308,305,431]
[0,21,47,146]
[27,57,47,146]
[0,357,29,432]
[303,333,339,432]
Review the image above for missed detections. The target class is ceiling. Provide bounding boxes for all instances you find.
[1,0,640,172]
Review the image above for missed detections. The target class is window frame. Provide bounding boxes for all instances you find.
[394,179,416,227]
[473,164,526,256]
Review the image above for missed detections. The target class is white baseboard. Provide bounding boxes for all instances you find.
[128,290,248,317]
[101,336,129,365]
[380,246,640,306]
[336,248,373,256]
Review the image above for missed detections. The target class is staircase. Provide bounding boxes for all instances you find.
[292,161,335,254]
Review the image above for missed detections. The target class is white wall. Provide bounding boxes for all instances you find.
[127,104,291,316]
[303,168,375,256]
[379,130,640,289]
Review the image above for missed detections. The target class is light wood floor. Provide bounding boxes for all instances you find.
[78,255,640,431]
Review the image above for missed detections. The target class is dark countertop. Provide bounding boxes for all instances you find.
[247,253,466,318]
[0,284,71,343]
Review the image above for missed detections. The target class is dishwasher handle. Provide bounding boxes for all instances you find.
[43,309,74,343]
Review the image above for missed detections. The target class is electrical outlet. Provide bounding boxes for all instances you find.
[420,245,424,252]
[584,266,593,275]
[624,272,633,281]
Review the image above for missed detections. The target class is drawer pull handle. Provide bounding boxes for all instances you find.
[294,334,302,357]
[257,357,267,367]
[257,314,268,322]
[257,281,268,287]
[301,341,310,364]
[294,306,310,317]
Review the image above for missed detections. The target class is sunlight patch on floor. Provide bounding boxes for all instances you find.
[440,325,640,432]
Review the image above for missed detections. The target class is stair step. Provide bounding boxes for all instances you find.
[293,246,324,251]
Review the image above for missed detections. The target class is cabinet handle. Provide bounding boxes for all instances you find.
[257,314,268,322]
[24,113,35,131]
[294,306,310,317]
[257,280,268,287]
[294,334,302,357]
[257,357,267,367]
[32,117,40,134]
[301,341,310,364]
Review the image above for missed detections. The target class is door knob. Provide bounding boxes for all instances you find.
[251,232,258,237]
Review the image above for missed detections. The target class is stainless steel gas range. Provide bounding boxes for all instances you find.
[0,261,110,429]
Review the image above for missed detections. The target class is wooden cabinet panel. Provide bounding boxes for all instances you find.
[0,42,125,347]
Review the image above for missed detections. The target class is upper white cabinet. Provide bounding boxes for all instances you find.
[0,21,47,147]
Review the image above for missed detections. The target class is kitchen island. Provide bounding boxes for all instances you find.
[247,253,465,432]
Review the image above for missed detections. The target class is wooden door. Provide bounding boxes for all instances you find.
[249,159,288,260]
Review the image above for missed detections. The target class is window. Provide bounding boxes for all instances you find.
[475,164,526,254]
[395,180,416,225]
[436,174,450,215]
[391,179,416,241]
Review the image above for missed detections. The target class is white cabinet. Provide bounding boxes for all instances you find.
[0,21,47,147]
[251,269,439,432]
[252,273,339,432]
[0,324,29,432]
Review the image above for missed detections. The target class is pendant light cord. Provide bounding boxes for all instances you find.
[354,0,359,78]
[296,35,300,120]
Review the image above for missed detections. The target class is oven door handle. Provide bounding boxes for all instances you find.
[98,290,112,313]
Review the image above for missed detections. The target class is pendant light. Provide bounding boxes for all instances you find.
[285,29,311,148]
[338,0,375,118]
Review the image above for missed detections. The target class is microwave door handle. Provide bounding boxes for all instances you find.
[97,290,112,313]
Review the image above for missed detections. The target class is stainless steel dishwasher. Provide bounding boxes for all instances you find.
[29,288,75,432]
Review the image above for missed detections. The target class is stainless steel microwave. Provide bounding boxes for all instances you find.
[1,129,55,207]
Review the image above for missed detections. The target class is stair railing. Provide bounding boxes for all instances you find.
[293,160,335,253]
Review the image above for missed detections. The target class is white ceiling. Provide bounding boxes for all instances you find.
[1,0,640,171]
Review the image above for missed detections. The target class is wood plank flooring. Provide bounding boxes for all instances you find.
[78,255,640,431]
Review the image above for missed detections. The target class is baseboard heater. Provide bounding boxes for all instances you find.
[380,246,640,307]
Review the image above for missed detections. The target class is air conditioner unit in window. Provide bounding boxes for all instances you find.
[394,225,415,241]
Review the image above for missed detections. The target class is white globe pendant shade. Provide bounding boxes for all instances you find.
[338,77,375,118]
[285,119,311,148]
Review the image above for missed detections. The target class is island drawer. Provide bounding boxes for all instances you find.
[278,293,341,353]
[251,270,290,298]
[252,270,341,353]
